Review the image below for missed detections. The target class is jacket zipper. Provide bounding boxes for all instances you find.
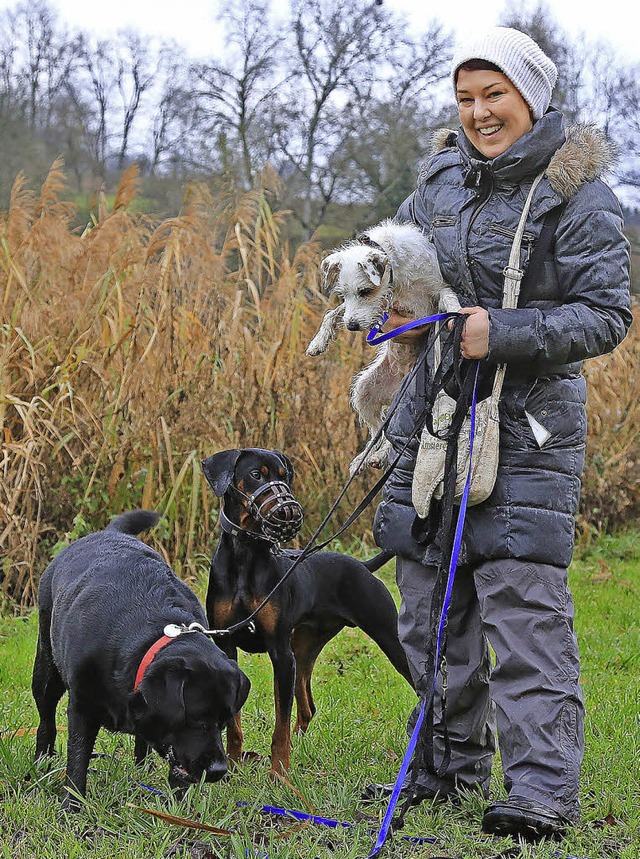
[463,174,494,288]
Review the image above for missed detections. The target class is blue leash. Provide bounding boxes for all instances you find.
[365,359,481,858]
[366,311,455,345]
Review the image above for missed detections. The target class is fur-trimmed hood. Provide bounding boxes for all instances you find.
[426,121,617,200]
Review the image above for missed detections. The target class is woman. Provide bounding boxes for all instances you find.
[367,27,632,841]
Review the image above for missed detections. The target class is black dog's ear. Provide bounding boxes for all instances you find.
[236,672,251,712]
[201,450,242,497]
[137,666,187,723]
[274,450,295,486]
[128,690,148,722]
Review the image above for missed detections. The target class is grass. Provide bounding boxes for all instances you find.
[0,531,638,858]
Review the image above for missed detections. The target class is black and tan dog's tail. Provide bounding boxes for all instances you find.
[106,510,161,536]
[363,550,395,573]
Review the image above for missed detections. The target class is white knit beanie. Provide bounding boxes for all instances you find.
[451,27,558,120]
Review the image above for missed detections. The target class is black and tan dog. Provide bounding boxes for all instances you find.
[32,510,250,810]
[201,447,413,775]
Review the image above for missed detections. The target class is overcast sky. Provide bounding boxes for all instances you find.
[24,0,637,64]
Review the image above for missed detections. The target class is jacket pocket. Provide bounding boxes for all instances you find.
[488,222,535,244]
[523,379,587,449]
[428,215,456,241]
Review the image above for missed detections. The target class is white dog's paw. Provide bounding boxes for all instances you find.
[366,439,391,470]
[349,449,367,477]
[306,334,329,356]
[438,287,461,314]
[349,439,391,476]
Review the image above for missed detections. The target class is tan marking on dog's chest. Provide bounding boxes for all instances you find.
[212,599,235,629]
[249,599,280,636]
[212,597,280,636]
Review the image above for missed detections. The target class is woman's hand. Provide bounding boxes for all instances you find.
[381,308,428,344]
[449,307,490,359]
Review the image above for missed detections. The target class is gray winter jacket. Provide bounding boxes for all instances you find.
[373,110,632,568]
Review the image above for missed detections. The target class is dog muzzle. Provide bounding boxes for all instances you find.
[233,481,304,543]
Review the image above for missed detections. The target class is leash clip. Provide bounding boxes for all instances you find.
[164,620,257,639]
[366,311,390,343]
[163,623,197,638]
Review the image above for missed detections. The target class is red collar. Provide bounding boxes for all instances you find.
[134,635,174,691]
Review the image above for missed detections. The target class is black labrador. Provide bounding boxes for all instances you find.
[32,510,250,810]
[201,447,413,775]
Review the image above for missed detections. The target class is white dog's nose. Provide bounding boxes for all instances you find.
[346,320,361,331]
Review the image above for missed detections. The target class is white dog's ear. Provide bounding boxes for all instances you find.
[358,251,390,287]
[320,254,342,294]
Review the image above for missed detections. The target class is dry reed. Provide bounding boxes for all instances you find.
[0,162,638,608]
[0,163,371,608]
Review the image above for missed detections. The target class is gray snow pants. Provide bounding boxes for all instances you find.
[396,555,584,822]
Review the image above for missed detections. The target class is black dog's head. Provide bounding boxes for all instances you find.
[201,448,303,543]
[129,639,250,788]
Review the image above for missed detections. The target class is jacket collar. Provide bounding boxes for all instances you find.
[424,110,617,203]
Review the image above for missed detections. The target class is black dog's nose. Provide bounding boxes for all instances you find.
[205,760,228,782]
[346,321,361,331]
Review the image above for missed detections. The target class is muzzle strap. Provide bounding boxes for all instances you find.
[229,480,303,544]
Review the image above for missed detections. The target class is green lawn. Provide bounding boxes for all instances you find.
[0,532,638,858]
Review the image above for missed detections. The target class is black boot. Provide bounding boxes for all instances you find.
[482,795,570,842]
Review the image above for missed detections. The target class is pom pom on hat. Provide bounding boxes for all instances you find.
[451,27,558,120]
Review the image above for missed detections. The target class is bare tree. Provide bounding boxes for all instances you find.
[115,32,162,169]
[149,47,195,175]
[189,0,284,186]
[1,0,81,128]
[274,0,393,234]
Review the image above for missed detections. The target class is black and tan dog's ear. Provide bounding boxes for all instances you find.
[320,254,341,294]
[202,450,242,497]
[274,450,295,486]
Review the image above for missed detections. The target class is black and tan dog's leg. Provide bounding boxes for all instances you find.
[217,641,244,762]
[268,644,296,775]
[291,622,342,735]
[63,700,100,811]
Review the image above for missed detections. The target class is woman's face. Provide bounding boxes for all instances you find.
[456,68,533,158]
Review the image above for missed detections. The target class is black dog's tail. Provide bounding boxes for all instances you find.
[363,550,395,573]
[106,510,161,535]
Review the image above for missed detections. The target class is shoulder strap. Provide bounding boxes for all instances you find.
[518,203,565,306]
[487,171,546,409]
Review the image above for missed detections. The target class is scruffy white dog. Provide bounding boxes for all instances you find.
[307,219,459,474]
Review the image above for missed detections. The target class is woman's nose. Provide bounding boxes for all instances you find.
[473,99,491,120]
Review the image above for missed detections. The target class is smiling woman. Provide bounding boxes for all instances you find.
[369,23,633,846]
